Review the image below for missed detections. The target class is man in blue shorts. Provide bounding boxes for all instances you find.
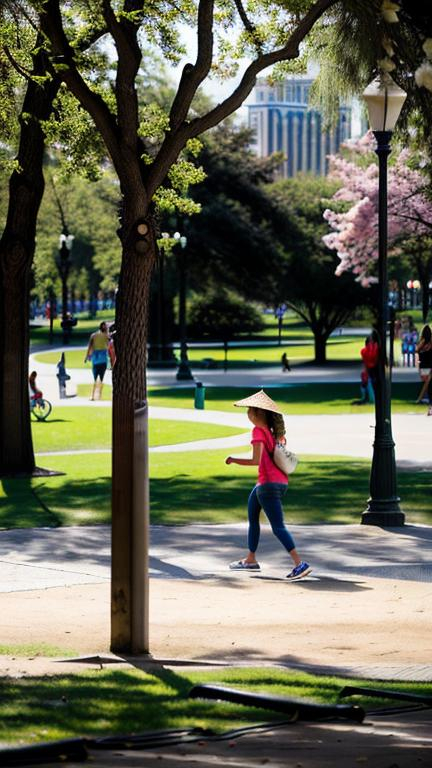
[85,321,109,400]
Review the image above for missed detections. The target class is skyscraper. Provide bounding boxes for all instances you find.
[247,77,352,177]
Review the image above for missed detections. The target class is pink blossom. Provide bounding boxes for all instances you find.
[323,133,432,281]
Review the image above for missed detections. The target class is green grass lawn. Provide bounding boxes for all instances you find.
[30,314,115,348]
[32,383,426,416]
[76,383,111,399]
[31,408,246,453]
[0,666,431,746]
[34,336,391,369]
[1,450,429,528]
[147,383,424,415]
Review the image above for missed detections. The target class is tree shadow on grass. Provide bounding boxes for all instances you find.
[149,462,373,525]
[0,475,111,529]
[1,459,429,531]
[0,669,290,744]
[0,478,62,528]
[32,419,71,424]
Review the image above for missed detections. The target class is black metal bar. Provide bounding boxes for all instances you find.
[340,685,432,707]
[0,738,88,766]
[176,244,193,381]
[189,684,365,722]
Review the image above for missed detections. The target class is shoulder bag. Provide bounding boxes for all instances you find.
[273,441,299,475]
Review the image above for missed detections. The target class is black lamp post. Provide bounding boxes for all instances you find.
[361,72,406,527]
[155,232,169,363]
[174,231,194,381]
[57,227,74,345]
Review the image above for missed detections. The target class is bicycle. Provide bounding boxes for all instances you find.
[30,396,52,421]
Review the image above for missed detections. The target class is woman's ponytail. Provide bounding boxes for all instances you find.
[264,410,286,440]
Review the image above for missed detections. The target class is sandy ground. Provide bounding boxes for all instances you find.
[1,574,431,677]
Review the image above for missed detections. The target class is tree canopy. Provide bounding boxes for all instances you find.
[270,174,368,362]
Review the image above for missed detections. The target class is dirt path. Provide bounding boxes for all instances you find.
[1,574,431,678]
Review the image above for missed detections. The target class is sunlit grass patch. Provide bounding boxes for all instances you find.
[1,452,429,529]
[0,666,431,746]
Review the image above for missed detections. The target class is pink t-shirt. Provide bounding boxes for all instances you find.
[251,425,288,485]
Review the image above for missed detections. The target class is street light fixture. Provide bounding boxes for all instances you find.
[57,227,75,345]
[406,279,421,309]
[174,231,194,381]
[361,72,406,526]
[155,231,169,363]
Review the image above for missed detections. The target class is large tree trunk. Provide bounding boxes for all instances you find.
[313,331,328,365]
[0,55,59,476]
[111,204,156,653]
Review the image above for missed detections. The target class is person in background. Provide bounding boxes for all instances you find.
[359,368,371,404]
[29,371,43,401]
[108,323,116,369]
[281,352,291,372]
[360,332,379,403]
[415,325,432,414]
[225,389,311,581]
[85,321,109,400]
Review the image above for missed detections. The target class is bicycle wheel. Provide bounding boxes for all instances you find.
[32,399,52,421]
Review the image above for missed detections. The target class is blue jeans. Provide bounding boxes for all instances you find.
[247,483,295,554]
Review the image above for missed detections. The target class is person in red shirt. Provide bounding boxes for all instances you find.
[360,332,380,402]
[29,371,43,401]
[225,389,311,581]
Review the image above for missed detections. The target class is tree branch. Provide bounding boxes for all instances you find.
[147,0,338,198]
[393,211,432,230]
[39,0,123,174]
[50,177,68,232]
[188,0,338,136]
[100,0,142,144]
[233,0,263,55]
[285,302,310,326]
[3,44,32,80]
[169,0,214,131]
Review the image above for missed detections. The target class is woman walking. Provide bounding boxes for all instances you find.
[225,389,311,581]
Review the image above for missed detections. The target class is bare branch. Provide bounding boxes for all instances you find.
[286,302,310,325]
[3,44,32,80]
[50,177,68,232]
[393,211,432,230]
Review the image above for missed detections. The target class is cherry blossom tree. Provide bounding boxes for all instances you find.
[323,133,432,319]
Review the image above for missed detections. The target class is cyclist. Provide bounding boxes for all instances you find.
[29,370,43,402]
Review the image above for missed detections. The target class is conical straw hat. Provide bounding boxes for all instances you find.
[234,389,283,414]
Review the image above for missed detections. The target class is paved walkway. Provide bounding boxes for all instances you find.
[1,522,432,681]
[2,522,432,592]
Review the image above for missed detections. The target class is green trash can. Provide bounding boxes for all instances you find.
[194,381,205,409]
